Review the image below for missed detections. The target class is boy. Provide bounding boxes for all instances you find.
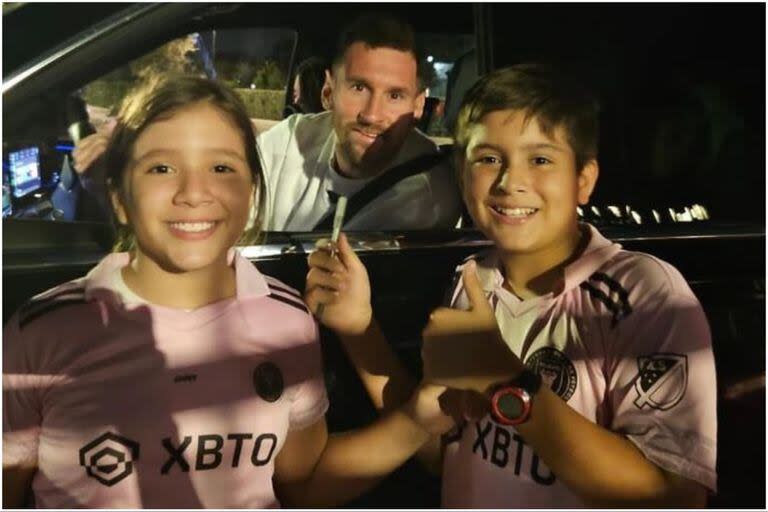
[305,64,716,507]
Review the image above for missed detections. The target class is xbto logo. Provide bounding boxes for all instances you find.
[79,432,140,487]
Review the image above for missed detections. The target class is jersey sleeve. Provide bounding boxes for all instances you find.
[606,259,717,492]
[3,313,44,469]
[287,319,329,430]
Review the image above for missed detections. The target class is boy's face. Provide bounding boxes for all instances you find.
[460,109,598,262]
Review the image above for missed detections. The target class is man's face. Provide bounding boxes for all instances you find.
[324,42,426,178]
[461,109,598,265]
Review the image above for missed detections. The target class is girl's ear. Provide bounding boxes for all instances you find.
[109,183,128,225]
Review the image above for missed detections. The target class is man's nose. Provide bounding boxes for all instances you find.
[357,93,385,126]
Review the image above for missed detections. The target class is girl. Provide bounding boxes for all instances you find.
[3,76,445,508]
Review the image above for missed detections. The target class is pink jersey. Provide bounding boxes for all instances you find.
[441,224,717,508]
[3,251,328,508]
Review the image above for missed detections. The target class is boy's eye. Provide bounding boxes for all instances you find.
[532,156,553,166]
[213,164,235,173]
[476,155,501,165]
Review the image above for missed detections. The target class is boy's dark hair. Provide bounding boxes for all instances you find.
[332,13,424,90]
[454,64,600,172]
[104,74,265,251]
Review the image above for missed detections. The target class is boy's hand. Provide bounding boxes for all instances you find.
[401,383,455,436]
[305,233,372,336]
[422,260,525,393]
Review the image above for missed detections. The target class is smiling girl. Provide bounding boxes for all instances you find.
[3,76,446,508]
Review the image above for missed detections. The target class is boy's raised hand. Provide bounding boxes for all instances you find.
[422,260,525,393]
[304,233,372,336]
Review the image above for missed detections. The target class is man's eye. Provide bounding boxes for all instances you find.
[532,156,552,166]
[148,165,171,174]
[352,83,365,92]
[213,164,235,173]
[389,92,404,100]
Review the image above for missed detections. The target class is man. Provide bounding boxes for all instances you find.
[74,15,463,231]
[258,14,461,231]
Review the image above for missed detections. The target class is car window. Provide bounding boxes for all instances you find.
[83,28,296,135]
[416,33,475,142]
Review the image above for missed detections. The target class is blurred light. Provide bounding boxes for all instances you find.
[607,205,622,218]
[250,83,256,90]
[590,205,602,217]
[652,209,661,223]
[34,193,43,199]
[630,210,642,224]
[668,208,677,222]
[427,55,434,63]
[576,206,584,217]
[690,204,709,221]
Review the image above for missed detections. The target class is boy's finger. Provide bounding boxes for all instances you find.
[462,260,490,312]
[304,287,338,313]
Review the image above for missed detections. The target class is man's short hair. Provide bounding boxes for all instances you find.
[333,13,425,89]
[454,64,600,171]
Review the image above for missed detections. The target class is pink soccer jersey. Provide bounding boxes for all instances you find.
[3,251,328,508]
[441,224,717,508]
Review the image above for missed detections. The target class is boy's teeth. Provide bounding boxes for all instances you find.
[493,206,537,217]
[170,221,215,232]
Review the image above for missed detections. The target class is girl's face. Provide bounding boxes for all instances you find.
[112,101,254,274]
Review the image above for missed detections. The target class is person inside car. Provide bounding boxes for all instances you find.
[258,13,461,231]
[73,14,463,232]
[2,75,451,508]
[283,56,328,117]
[305,64,717,507]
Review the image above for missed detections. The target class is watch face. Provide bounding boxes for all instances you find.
[497,392,525,419]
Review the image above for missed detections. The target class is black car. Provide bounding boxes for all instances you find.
[3,3,765,508]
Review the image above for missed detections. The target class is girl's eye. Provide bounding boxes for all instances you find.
[532,156,552,166]
[213,164,235,173]
[148,164,171,174]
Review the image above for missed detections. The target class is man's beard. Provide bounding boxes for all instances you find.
[336,128,395,179]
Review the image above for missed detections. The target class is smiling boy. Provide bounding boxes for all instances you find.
[306,64,717,507]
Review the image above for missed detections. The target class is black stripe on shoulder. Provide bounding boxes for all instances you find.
[266,282,302,301]
[267,293,309,314]
[589,272,633,319]
[19,297,90,329]
[580,282,625,328]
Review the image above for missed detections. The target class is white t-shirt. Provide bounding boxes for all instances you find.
[3,251,328,508]
[256,111,462,231]
[441,224,717,508]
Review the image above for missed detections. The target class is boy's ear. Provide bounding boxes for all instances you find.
[321,69,334,111]
[577,159,599,205]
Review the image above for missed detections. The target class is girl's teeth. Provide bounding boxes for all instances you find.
[170,222,215,232]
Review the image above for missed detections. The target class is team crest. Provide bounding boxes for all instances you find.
[632,353,687,410]
[526,347,577,401]
[253,362,284,403]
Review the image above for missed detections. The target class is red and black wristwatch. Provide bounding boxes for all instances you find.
[489,369,542,426]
